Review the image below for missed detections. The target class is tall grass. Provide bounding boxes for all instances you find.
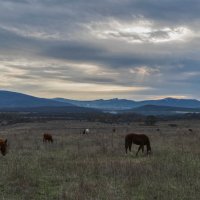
[0,120,199,199]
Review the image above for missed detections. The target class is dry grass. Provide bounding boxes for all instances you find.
[0,120,200,200]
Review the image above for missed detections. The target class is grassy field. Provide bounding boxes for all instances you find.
[0,120,200,200]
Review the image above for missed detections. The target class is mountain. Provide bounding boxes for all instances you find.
[53,98,137,110]
[0,91,100,114]
[0,90,73,108]
[53,97,200,110]
[138,98,200,108]
[1,90,200,115]
[128,105,200,115]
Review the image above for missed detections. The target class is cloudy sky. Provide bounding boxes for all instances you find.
[0,0,200,100]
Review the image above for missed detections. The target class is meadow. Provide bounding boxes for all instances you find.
[0,119,200,200]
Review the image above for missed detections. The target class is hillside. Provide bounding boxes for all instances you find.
[0,90,72,108]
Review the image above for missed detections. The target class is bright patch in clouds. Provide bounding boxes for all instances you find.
[0,59,151,99]
[46,81,149,93]
[130,66,160,76]
[87,19,194,43]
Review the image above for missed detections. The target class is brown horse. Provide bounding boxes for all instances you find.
[43,133,53,143]
[125,133,151,156]
[0,138,8,156]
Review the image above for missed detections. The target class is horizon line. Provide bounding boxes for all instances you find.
[0,89,198,101]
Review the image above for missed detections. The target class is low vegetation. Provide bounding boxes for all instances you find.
[0,120,200,199]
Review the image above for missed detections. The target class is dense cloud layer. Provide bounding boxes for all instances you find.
[0,0,200,100]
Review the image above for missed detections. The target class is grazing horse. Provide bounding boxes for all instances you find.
[0,138,8,156]
[188,128,193,132]
[82,129,90,134]
[169,124,178,127]
[125,133,151,156]
[43,133,53,143]
[112,128,116,133]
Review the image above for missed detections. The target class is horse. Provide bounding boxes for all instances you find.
[112,128,116,133]
[0,138,8,156]
[125,133,151,156]
[82,129,90,134]
[43,133,53,143]
[168,124,178,127]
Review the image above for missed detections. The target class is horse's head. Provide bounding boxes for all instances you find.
[147,142,152,155]
[147,146,152,156]
[0,139,8,156]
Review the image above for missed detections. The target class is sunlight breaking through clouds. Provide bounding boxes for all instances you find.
[130,66,160,76]
[45,81,150,93]
[0,59,152,99]
[87,19,194,43]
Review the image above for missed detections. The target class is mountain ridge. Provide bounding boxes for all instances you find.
[1,90,200,113]
[53,97,200,110]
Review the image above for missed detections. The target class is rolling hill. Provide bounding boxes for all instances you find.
[0,91,99,114]
[0,90,72,108]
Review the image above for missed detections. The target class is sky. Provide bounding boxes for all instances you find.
[0,0,200,100]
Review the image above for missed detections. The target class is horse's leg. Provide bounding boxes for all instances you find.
[125,144,128,154]
[136,145,142,156]
[142,145,144,153]
[146,145,150,155]
[125,139,132,153]
[128,142,132,152]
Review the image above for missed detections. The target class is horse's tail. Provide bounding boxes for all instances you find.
[146,137,151,154]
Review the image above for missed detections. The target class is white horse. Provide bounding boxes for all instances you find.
[82,129,90,134]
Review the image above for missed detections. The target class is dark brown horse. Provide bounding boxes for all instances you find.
[0,138,8,156]
[125,133,151,156]
[43,133,53,143]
